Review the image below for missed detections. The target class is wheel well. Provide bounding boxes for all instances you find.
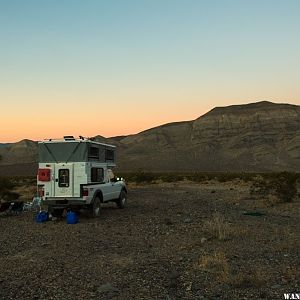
[94,190,104,203]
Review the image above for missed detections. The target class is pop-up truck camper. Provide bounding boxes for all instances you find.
[37,136,127,217]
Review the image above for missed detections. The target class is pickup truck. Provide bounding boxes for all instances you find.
[37,136,127,217]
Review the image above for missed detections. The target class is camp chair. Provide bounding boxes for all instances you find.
[10,201,24,214]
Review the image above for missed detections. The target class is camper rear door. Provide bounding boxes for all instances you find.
[54,163,74,197]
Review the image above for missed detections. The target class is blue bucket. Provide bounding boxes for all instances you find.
[36,211,49,223]
[66,211,78,224]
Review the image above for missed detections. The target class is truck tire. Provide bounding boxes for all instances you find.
[91,197,101,217]
[116,190,127,209]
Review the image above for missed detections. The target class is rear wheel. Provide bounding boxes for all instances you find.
[116,190,127,209]
[91,197,101,217]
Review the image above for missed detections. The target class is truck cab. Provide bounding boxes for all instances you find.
[37,136,127,217]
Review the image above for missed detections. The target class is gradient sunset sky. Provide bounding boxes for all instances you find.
[1,0,300,142]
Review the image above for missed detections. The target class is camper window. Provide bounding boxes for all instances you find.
[89,146,99,159]
[91,168,104,183]
[105,149,114,161]
[58,169,69,187]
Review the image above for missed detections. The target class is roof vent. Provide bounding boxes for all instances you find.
[63,136,75,141]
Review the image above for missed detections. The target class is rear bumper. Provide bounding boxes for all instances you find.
[42,197,88,207]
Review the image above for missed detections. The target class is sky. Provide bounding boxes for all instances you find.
[0,0,300,142]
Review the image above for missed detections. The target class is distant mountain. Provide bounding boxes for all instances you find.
[0,139,37,165]
[0,101,299,175]
[0,143,11,148]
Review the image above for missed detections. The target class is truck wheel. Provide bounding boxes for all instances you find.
[116,190,127,209]
[91,197,101,217]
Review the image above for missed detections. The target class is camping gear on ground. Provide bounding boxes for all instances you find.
[10,201,24,214]
[66,211,78,224]
[36,211,49,223]
[23,196,41,211]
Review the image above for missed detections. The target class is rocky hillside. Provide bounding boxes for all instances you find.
[0,140,37,165]
[116,101,300,171]
[1,101,300,173]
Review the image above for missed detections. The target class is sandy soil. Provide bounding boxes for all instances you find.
[0,181,299,299]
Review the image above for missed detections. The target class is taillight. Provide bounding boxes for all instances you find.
[38,168,51,181]
[83,188,88,197]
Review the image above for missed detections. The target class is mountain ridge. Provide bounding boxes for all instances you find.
[1,100,300,174]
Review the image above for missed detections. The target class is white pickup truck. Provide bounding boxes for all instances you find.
[37,136,127,217]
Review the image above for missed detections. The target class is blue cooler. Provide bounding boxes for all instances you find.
[67,211,78,224]
[36,211,49,223]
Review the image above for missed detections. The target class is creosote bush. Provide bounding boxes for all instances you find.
[272,172,298,203]
[250,172,298,203]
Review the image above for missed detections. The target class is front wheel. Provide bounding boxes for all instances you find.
[91,197,101,217]
[116,190,127,209]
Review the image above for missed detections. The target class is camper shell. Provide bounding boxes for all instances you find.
[37,136,127,217]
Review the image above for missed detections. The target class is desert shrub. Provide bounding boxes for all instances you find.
[119,172,185,184]
[160,174,184,182]
[230,267,268,288]
[271,172,298,203]
[0,177,15,193]
[249,175,272,198]
[204,212,231,240]
[215,173,237,182]
[187,173,208,182]
[133,171,156,184]
[239,173,256,182]
[187,172,257,183]
[250,172,298,203]
[197,252,229,282]
[282,266,300,283]
[197,252,267,287]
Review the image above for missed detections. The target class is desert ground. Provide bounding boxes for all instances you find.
[0,179,299,300]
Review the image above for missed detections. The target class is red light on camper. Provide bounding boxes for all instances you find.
[38,168,51,181]
[82,189,88,197]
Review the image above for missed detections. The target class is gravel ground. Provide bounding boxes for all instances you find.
[0,181,299,300]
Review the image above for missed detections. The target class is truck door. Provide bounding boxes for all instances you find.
[54,164,74,197]
[108,169,122,199]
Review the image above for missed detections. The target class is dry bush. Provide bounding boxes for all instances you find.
[282,266,300,284]
[204,212,231,240]
[230,267,268,288]
[196,252,268,288]
[250,172,299,204]
[197,252,230,283]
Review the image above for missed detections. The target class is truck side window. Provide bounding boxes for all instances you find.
[58,169,69,187]
[91,168,104,183]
